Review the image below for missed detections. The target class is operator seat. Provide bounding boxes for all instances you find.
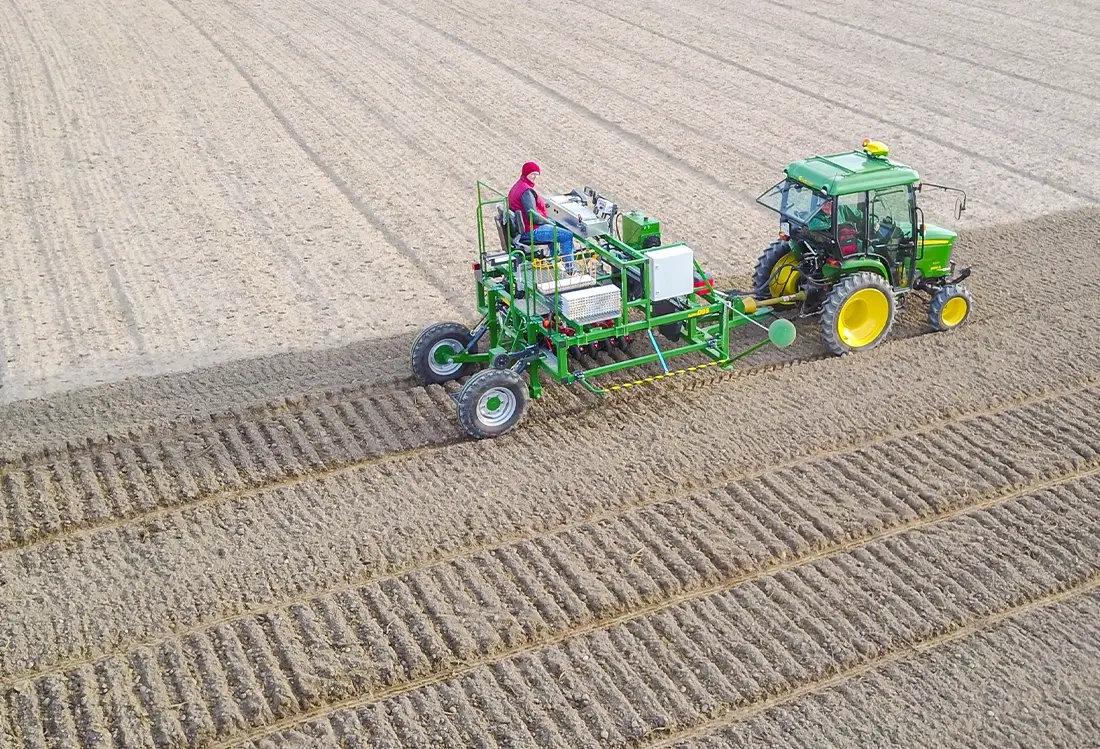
[872,216,903,267]
[876,216,901,250]
[494,205,537,255]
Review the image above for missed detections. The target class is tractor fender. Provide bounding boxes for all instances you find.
[834,257,889,280]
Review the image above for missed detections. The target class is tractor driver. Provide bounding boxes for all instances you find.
[808,198,864,255]
[808,196,866,229]
[807,198,833,231]
[873,215,900,247]
[507,161,577,269]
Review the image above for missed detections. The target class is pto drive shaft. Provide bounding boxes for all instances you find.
[738,291,806,314]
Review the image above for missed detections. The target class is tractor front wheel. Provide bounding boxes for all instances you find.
[411,321,476,385]
[820,272,896,356]
[752,239,801,303]
[928,283,972,332]
[456,368,529,439]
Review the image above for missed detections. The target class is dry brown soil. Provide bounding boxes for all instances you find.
[2,0,1100,747]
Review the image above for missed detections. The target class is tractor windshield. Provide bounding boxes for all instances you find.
[756,179,828,227]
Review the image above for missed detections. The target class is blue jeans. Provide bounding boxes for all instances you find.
[522,223,576,268]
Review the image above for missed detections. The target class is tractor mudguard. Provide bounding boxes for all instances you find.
[788,238,808,261]
[829,257,889,280]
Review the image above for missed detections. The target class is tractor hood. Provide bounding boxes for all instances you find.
[920,223,957,247]
[915,222,959,279]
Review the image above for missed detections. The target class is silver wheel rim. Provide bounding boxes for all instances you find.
[428,339,464,376]
[477,386,517,427]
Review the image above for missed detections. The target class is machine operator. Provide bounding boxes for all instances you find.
[507,161,577,269]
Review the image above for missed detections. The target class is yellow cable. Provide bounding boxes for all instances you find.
[604,359,723,391]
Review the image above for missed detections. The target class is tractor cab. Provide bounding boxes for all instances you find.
[750,140,972,356]
[755,140,924,288]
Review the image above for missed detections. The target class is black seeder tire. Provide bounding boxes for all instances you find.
[652,300,683,342]
[752,239,800,302]
[928,283,972,332]
[456,368,529,439]
[819,272,896,356]
[411,322,476,385]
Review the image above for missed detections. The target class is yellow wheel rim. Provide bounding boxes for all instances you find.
[941,296,968,327]
[769,253,801,298]
[837,288,890,348]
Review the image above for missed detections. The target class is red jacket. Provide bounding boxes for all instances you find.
[507,176,547,232]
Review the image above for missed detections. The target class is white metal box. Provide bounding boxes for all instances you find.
[536,273,595,295]
[646,244,695,301]
[557,284,621,324]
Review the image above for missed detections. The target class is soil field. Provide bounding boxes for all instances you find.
[2,0,1100,747]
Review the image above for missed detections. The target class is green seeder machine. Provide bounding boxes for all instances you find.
[411,185,797,439]
[412,140,972,439]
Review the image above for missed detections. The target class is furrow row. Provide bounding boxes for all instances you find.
[0,367,420,468]
[0,323,801,552]
[226,478,1100,748]
[0,292,1052,556]
[3,370,1098,685]
[4,391,1099,746]
[687,589,1100,748]
[0,384,467,551]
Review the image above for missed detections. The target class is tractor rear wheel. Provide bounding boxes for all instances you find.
[928,283,972,332]
[411,321,476,385]
[752,239,801,303]
[820,272,896,356]
[456,368,528,439]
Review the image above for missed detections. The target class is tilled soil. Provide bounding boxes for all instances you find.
[683,591,1100,747]
[2,206,1100,747]
[2,0,1099,402]
[3,0,1100,747]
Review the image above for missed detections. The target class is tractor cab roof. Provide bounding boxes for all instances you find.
[784,140,920,196]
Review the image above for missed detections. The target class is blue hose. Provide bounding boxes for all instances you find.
[648,329,670,375]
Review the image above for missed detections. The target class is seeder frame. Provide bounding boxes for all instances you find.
[454,181,788,399]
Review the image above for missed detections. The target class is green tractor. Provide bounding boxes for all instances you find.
[750,139,972,355]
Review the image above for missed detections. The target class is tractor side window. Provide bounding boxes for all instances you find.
[835,193,865,256]
[868,186,914,243]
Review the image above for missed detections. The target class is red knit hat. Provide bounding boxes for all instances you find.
[521,161,540,178]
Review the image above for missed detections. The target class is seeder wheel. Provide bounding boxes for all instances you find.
[411,321,477,385]
[456,368,528,439]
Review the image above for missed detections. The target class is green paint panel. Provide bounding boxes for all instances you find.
[621,211,662,251]
[785,148,920,196]
[916,222,958,278]
[839,257,890,278]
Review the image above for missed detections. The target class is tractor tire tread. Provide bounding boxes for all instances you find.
[752,239,795,299]
[819,271,896,356]
[928,282,973,332]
